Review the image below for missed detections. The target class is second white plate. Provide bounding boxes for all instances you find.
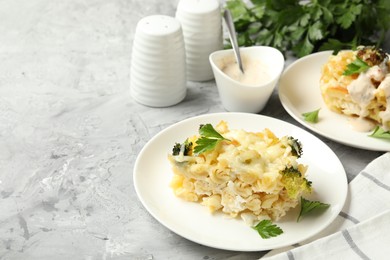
[133,112,348,251]
[279,51,390,151]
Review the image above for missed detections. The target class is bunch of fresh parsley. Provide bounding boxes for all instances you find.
[225,0,390,57]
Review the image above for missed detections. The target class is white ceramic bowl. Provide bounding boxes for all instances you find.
[209,46,284,113]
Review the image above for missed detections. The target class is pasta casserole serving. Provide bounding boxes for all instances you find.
[167,121,312,226]
[320,46,390,131]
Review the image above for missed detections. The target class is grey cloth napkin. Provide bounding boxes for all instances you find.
[263,152,390,260]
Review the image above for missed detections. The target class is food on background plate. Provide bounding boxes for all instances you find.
[167,121,312,227]
[320,46,390,132]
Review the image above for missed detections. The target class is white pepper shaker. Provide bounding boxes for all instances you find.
[130,15,187,107]
[175,0,223,82]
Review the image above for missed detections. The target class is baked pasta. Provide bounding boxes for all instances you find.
[167,121,312,226]
[320,46,390,130]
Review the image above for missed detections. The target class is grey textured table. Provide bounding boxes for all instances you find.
[0,0,386,259]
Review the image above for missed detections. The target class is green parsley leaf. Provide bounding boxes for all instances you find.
[297,197,330,222]
[293,36,314,58]
[302,109,320,123]
[193,124,229,155]
[198,124,226,139]
[308,21,324,41]
[319,38,354,54]
[252,219,283,239]
[343,58,370,76]
[336,4,362,29]
[369,126,390,140]
[193,137,220,155]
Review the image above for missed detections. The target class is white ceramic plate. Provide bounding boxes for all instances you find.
[133,112,347,251]
[279,51,390,151]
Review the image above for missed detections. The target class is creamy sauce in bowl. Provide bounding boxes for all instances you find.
[220,55,271,86]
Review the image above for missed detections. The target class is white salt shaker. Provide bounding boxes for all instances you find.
[130,15,187,107]
[175,0,223,82]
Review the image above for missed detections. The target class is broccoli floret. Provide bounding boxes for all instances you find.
[287,137,303,158]
[183,140,193,155]
[281,166,302,178]
[280,166,312,199]
[172,143,181,156]
[171,139,193,156]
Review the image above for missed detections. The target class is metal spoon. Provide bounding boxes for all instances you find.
[223,9,244,74]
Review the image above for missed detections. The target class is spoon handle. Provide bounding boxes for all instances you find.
[223,9,244,73]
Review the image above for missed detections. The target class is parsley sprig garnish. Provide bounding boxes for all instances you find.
[369,126,390,140]
[252,197,330,238]
[343,58,370,76]
[302,109,320,123]
[297,197,330,222]
[252,220,283,239]
[193,124,230,155]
